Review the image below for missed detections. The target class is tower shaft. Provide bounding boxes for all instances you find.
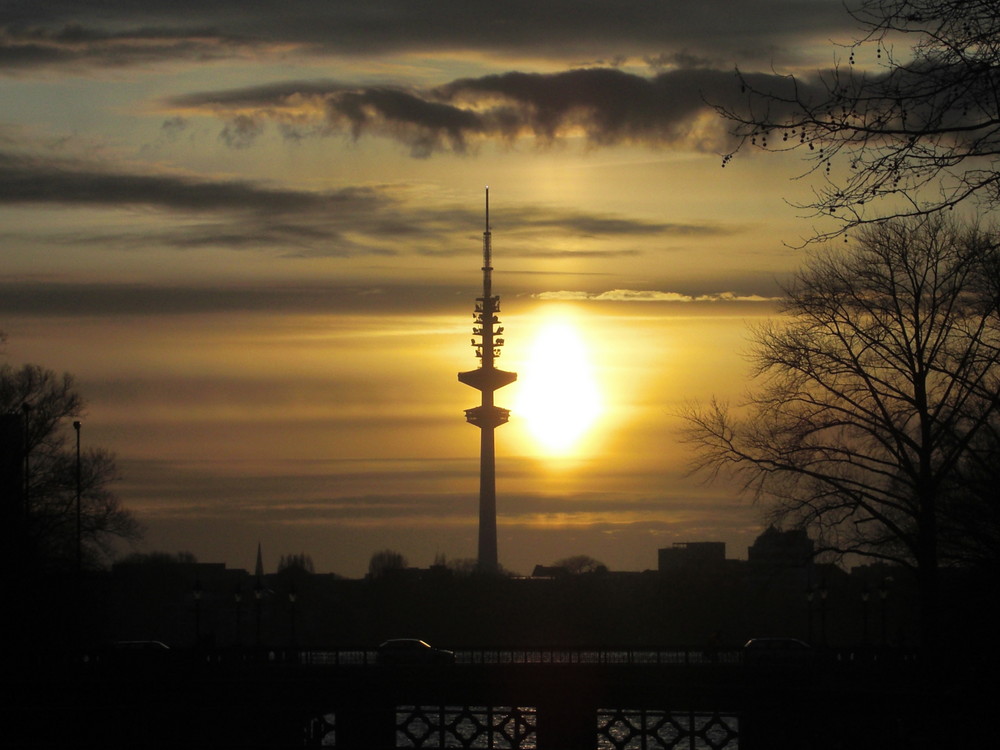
[478,424,497,571]
[458,187,516,573]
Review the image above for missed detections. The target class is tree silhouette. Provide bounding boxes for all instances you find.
[368,548,407,579]
[119,551,198,566]
[720,0,1000,239]
[278,553,315,574]
[553,555,607,575]
[683,216,1000,645]
[1,362,141,570]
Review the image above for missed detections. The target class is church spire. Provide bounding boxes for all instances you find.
[254,541,264,582]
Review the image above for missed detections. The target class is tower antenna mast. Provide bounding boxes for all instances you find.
[458,187,516,573]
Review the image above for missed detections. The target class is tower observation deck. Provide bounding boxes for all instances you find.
[458,187,516,574]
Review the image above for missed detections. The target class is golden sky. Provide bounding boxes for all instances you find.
[1,0,869,576]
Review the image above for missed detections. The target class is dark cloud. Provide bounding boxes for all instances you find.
[169,80,355,109]
[1,1,853,72]
[0,149,691,256]
[504,206,728,238]
[0,150,399,254]
[535,289,780,303]
[0,23,248,70]
[219,114,264,149]
[167,67,823,155]
[0,279,469,317]
[170,81,490,156]
[0,276,783,319]
[438,68,715,145]
[0,151,379,213]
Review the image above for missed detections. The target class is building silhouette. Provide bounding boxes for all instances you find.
[657,541,726,572]
[747,526,814,567]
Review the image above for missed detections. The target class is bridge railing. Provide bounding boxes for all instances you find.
[69,643,917,670]
[456,647,745,665]
[299,646,746,666]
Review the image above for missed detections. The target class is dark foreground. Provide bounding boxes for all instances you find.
[6,648,988,750]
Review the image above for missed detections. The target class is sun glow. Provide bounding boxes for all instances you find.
[514,314,603,455]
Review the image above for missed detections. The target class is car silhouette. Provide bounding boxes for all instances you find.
[742,637,813,664]
[375,639,455,665]
[104,640,173,665]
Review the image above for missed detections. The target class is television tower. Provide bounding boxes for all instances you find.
[459,187,516,574]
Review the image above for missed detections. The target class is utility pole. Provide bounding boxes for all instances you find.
[74,420,82,575]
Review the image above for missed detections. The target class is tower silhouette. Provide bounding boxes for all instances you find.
[459,187,517,573]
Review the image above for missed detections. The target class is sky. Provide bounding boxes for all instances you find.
[1,0,871,578]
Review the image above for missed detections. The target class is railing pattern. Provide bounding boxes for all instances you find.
[396,705,537,749]
[300,648,745,667]
[596,709,739,750]
[26,651,956,750]
[306,711,337,747]
[303,706,739,749]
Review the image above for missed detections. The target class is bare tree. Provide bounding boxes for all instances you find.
[553,555,607,575]
[1,363,141,570]
[367,548,408,579]
[445,557,481,576]
[682,216,1000,645]
[278,553,315,574]
[720,0,1000,239]
[119,551,198,566]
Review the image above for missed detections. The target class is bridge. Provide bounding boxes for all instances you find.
[10,648,977,750]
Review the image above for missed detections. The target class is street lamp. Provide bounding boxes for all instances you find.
[254,581,264,648]
[819,583,829,646]
[21,402,31,516]
[879,578,891,647]
[193,579,203,647]
[806,587,815,644]
[861,587,870,645]
[73,420,81,575]
[288,585,298,650]
[234,587,243,649]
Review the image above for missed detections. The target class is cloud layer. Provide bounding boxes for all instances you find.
[2,1,851,72]
[537,289,780,303]
[0,148,724,259]
[0,0,841,577]
[165,67,821,156]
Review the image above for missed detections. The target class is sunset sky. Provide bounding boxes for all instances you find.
[1,0,869,577]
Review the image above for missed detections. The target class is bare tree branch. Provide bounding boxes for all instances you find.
[681,215,1000,644]
[1,362,141,570]
[719,0,1000,240]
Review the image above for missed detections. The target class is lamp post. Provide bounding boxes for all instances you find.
[861,587,871,645]
[193,579,203,647]
[73,421,82,575]
[819,583,829,647]
[806,587,815,644]
[254,580,263,648]
[288,585,298,650]
[21,402,31,516]
[234,587,243,649]
[879,578,891,647]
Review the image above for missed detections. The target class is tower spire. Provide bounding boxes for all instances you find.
[458,187,516,573]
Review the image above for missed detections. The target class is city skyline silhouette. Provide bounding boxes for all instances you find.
[5,4,998,748]
[1,0,993,587]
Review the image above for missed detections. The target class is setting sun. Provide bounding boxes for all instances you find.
[514,313,603,455]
